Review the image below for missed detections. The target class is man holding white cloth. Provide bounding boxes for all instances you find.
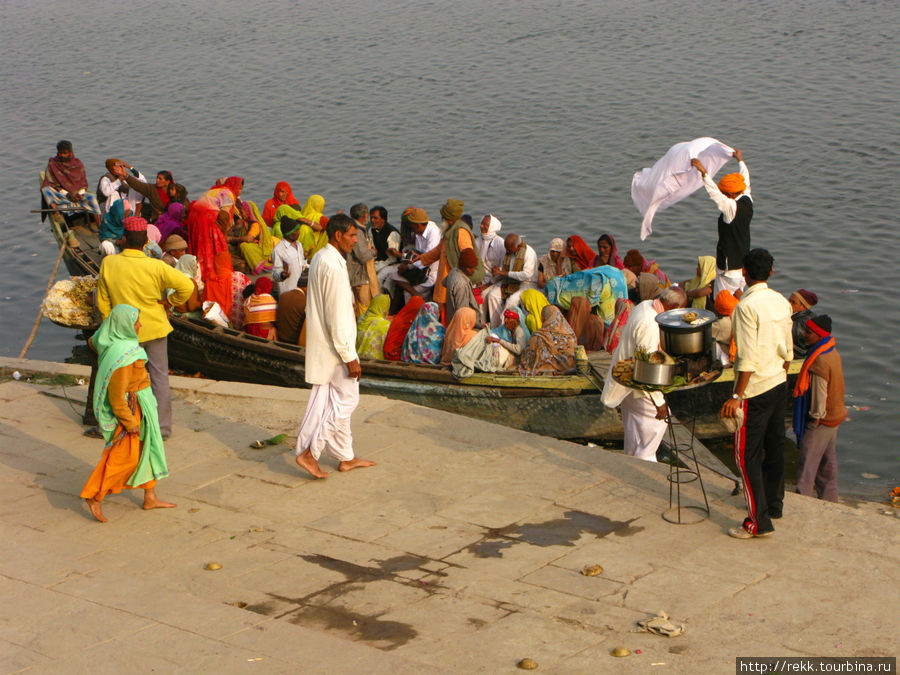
[294,214,375,479]
[601,287,687,461]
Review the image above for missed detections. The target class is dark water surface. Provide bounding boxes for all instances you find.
[1,0,897,498]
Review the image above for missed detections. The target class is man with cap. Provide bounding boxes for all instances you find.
[272,216,307,296]
[482,233,539,328]
[96,216,195,439]
[792,315,846,502]
[389,207,440,307]
[444,248,482,327]
[720,248,793,539]
[691,148,752,297]
[413,199,484,321]
[537,237,573,289]
[789,289,819,358]
[162,234,189,267]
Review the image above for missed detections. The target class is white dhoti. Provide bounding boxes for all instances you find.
[483,284,526,328]
[295,365,359,462]
[620,394,666,462]
[714,268,746,297]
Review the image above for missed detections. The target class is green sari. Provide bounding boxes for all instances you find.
[93,304,168,485]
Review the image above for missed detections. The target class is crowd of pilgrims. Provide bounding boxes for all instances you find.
[42,145,821,377]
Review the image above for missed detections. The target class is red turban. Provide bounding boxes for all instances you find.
[123,216,148,232]
[458,248,478,268]
[717,173,746,194]
[503,309,519,320]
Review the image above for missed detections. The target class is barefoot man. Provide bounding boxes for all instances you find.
[294,213,376,478]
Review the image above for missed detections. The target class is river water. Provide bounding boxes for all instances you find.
[0,0,896,499]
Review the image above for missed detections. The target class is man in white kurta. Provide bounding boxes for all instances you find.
[601,287,687,461]
[482,234,539,328]
[295,214,375,478]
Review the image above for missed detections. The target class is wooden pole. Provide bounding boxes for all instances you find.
[19,242,67,358]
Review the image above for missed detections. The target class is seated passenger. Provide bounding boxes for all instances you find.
[271,217,307,296]
[41,140,101,228]
[262,181,300,226]
[389,209,440,307]
[356,294,392,360]
[273,194,329,260]
[440,307,479,365]
[592,233,624,269]
[98,199,132,256]
[162,234,188,267]
[229,198,276,275]
[444,248,482,327]
[519,305,577,376]
[383,296,425,361]
[476,214,506,287]
[521,288,550,333]
[566,296,605,352]
[488,309,529,368]
[370,206,402,288]
[243,277,277,340]
[154,202,187,242]
[603,298,634,353]
[120,166,176,223]
[483,233,538,328]
[565,235,595,271]
[538,238,573,288]
[623,247,671,288]
[789,289,819,358]
[97,159,147,215]
[401,301,446,365]
[624,250,663,303]
[276,287,307,345]
[683,255,717,310]
[168,255,203,318]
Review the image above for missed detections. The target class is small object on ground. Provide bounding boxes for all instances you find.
[265,433,286,445]
[581,564,604,576]
[247,658,263,662]
[188,508,200,513]
[77,378,85,385]
[611,647,631,657]
[204,562,222,571]
[12,371,21,380]
[249,440,265,449]
[635,649,643,654]
[636,611,685,637]
[248,526,268,532]
[517,658,538,670]
[861,472,879,480]
[228,601,248,608]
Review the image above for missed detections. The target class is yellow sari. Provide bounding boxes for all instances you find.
[521,289,550,333]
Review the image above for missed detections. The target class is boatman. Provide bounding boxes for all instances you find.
[690,148,752,297]
[601,286,687,462]
[96,216,195,439]
[720,248,793,539]
[294,213,376,479]
[792,315,846,502]
[41,140,102,230]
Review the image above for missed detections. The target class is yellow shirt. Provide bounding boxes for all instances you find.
[97,249,194,343]
[732,281,794,399]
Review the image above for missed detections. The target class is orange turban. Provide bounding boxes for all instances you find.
[717,173,746,195]
[714,289,739,317]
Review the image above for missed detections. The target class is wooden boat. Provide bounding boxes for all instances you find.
[46,213,800,441]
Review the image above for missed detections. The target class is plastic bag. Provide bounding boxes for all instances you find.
[202,301,230,328]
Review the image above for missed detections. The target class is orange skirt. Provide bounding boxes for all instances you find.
[81,405,155,502]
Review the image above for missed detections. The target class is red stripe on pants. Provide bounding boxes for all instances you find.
[733,399,757,534]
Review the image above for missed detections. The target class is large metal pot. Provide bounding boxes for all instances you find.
[633,359,674,386]
[656,308,716,356]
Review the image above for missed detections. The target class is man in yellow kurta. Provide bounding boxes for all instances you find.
[97,216,194,439]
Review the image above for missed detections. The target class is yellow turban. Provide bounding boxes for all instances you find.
[717,173,746,195]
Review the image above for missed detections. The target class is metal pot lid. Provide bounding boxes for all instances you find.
[656,307,716,328]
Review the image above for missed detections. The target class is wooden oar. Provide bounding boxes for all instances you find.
[19,241,67,358]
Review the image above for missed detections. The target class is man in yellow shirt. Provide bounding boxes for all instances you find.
[97,216,194,438]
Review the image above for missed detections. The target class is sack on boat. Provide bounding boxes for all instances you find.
[42,276,99,328]
[202,301,230,328]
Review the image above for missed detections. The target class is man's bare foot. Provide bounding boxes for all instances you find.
[85,498,107,523]
[143,488,176,510]
[296,449,329,479]
[338,458,376,472]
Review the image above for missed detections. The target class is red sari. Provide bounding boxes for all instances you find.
[566,236,596,271]
[187,180,240,316]
[383,297,425,361]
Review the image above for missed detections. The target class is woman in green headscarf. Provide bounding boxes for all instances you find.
[356,294,392,360]
[80,304,175,523]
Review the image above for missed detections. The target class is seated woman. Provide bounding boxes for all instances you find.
[519,305,577,376]
[488,309,529,368]
[566,296,605,351]
[356,294,392,360]
[592,233,624,269]
[565,235,596,271]
[520,288,550,333]
[402,302,445,364]
[167,255,203,318]
[537,238,573,288]
[623,248,671,288]
[273,194,329,260]
[154,201,187,242]
[383,296,425,361]
[229,199,277,275]
[603,298,633,353]
[98,199,132,256]
[683,255,716,310]
[440,307,479,365]
[262,181,300,226]
[623,250,664,303]
[243,277,278,340]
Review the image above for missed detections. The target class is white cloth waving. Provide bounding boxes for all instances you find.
[631,137,735,240]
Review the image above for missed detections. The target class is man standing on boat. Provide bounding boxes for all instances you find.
[96,216,194,439]
[41,140,102,230]
[690,148,751,297]
[601,286,687,462]
[294,214,376,479]
[720,248,793,539]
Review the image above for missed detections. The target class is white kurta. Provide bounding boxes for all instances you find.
[601,299,667,462]
[272,238,307,295]
[483,244,538,327]
[296,243,360,460]
[631,137,735,240]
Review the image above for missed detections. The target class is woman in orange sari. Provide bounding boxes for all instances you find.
[81,305,175,523]
[186,176,242,316]
[440,307,479,365]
